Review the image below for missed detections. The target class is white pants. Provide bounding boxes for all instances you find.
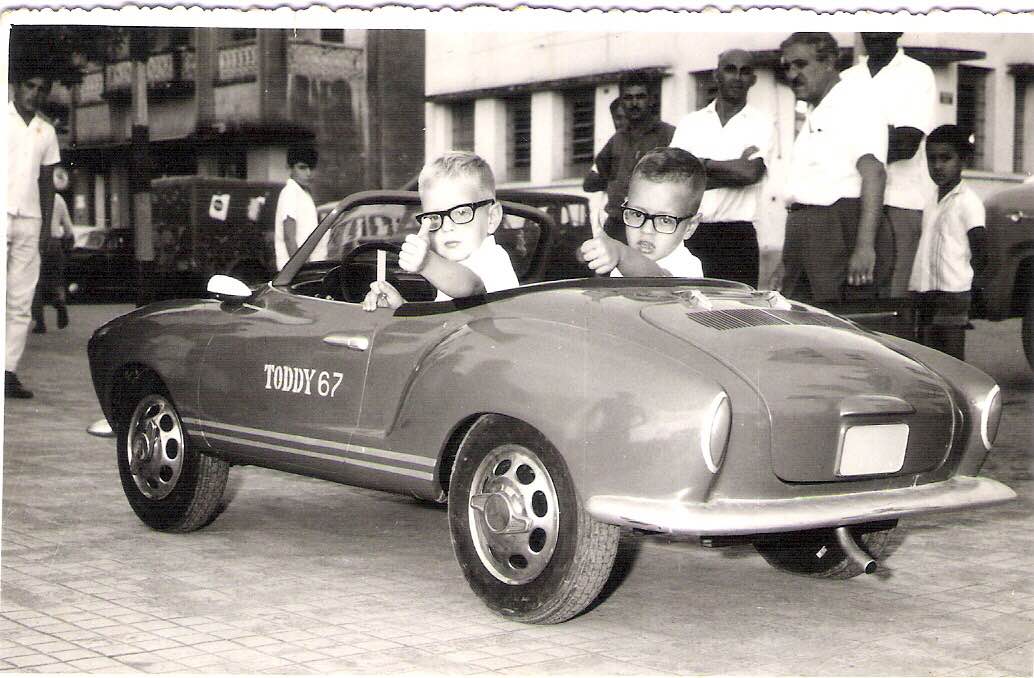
[6,214,42,372]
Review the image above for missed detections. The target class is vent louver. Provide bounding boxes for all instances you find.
[686,308,854,331]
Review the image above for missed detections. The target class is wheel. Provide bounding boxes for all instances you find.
[448,417,620,624]
[753,521,897,579]
[1023,292,1034,370]
[117,383,229,532]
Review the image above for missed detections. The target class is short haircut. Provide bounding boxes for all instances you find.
[780,32,840,63]
[927,124,975,160]
[619,69,659,94]
[418,151,496,195]
[287,145,318,168]
[630,147,706,190]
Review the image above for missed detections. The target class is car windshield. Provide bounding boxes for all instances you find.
[300,200,542,280]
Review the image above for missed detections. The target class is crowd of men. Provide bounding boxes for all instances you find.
[585,31,940,301]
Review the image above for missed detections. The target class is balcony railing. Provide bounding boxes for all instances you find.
[98,48,196,100]
[218,43,257,82]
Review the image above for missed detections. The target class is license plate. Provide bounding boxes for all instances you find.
[837,423,909,476]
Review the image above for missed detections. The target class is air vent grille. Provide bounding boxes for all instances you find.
[685,308,854,331]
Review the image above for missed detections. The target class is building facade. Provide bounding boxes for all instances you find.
[59,27,425,229]
[424,31,1034,256]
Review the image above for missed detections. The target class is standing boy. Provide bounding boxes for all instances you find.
[275,144,325,269]
[7,69,59,399]
[580,147,705,278]
[909,125,986,361]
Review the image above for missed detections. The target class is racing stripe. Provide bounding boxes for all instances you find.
[182,416,435,480]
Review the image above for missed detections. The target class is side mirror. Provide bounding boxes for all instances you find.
[207,274,253,302]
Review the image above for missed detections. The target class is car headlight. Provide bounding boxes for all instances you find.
[701,391,732,473]
[979,384,1002,450]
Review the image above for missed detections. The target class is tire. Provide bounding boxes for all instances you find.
[753,521,897,579]
[1023,292,1034,371]
[117,381,230,532]
[448,416,620,624]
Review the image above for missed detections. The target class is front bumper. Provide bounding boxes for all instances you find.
[585,476,1016,537]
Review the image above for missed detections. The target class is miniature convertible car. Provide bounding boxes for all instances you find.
[88,191,1015,624]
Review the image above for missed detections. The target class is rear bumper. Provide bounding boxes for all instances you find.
[585,476,1016,537]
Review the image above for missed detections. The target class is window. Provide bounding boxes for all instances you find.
[229,28,257,43]
[1014,76,1028,174]
[506,96,532,182]
[693,70,717,109]
[564,88,595,178]
[320,29,345,44]
[451,101,475,152]
[956,66,989,170]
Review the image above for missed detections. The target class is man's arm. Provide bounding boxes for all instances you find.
[886,126,924,164]
[282,215,298,257]
[702,146,766,189]
[593,136,617,181]
[38,165,56,252]
[847,154,887,286]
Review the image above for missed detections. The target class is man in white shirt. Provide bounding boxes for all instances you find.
[274,145,325,269]
[842,32,937,298]
[670,49,774,286]
[6,70,60,399]
[779,32,893,303]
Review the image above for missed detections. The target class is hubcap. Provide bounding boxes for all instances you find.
[467,444,560,584]
[125,395,185,500]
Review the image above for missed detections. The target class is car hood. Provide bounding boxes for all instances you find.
[636,290,956,482]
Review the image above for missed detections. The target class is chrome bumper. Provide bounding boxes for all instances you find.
[585,476,1016,537]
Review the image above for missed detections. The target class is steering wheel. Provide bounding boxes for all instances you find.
[319,241,404,303]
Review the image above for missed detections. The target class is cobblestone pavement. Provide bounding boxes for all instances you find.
[3,304,1032,675]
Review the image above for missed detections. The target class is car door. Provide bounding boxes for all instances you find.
[195,286,384,483]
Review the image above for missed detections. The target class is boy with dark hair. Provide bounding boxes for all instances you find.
[274,144,323,268]
[580,147,705,277]
[909,125,986,360]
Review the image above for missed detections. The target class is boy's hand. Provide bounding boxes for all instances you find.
[579,231,623,274]
[399,221,432,273]
[362,280,404,311]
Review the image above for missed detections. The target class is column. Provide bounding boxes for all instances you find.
[474,98,507,181]
[530,90,564,186]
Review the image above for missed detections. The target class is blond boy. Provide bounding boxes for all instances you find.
[363,152,518,310]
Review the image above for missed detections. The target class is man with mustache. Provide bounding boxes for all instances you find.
[778,32,893,302]
[670,49,774,286]
[842,32,937,298]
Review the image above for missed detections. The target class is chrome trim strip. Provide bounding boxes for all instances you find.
[182,417,434,467]
[202,431,434,481]
[586,476,1017,536]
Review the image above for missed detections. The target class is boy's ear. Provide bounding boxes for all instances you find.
[682,213,702,241]
[486,200,503,234]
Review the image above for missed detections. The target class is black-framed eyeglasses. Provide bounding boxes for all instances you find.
[414,199,495,232]
[620,201,698,235]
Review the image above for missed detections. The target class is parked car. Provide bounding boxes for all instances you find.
[973,179,1034,368]
[88,190,1014,624]
[66,227,135,301]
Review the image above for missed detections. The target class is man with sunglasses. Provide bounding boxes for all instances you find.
[580,147,706,278]
[670,49,774,287]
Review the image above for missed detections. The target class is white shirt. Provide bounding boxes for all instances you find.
[7,101,60,219]
[842,49,936,210]
[909,181,985,293]
[611,245,704,278]
[670,101,775,223]
[274,178,324,268]
[785,78,888,207]
[435,235,519,301]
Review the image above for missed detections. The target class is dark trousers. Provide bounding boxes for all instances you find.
[685,221,759,287]
[603,215,627,245]
[913,291,971,361]
[782,198,894,302]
